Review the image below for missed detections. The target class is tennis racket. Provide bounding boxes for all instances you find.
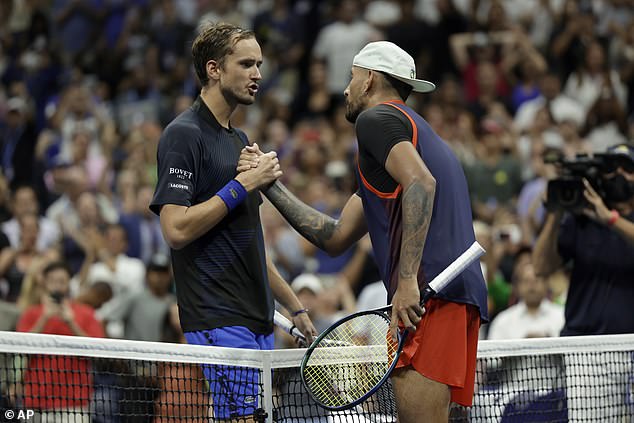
[300,241,485,411]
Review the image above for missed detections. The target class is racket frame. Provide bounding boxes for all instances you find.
[299,308,410,411]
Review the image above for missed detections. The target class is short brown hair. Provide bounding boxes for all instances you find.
[192,22,256,86]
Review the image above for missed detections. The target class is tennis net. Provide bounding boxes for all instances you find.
[0,331,631,422]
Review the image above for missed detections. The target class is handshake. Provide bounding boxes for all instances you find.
[234,143,281,192]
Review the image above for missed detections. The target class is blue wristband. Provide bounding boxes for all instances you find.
[216,179,247,212]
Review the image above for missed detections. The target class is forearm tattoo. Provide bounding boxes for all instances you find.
[265,181,337,250]
[399,182,434,279]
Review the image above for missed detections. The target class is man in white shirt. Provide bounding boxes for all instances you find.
[87,223,145,337]
[488,261,564,340]
[312,0,380,96]
[514,73,585,134]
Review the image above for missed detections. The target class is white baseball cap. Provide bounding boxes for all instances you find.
[291,273,323,294]
[352,41,436,93]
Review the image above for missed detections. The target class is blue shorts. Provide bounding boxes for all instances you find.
[184,326,273,420]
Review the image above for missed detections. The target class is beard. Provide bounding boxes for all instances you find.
[345,99,363,123]
[221,84,255,106]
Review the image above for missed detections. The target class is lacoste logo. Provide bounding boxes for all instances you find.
[410,69,416,79]
[230,188,238,199]
[169,183,189,191]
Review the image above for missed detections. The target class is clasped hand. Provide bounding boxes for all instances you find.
[235,144,281,190]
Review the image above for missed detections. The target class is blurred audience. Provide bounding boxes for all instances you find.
[0,0,631,352]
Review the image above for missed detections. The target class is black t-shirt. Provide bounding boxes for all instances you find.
[150,97,273,334]
[558,213,634,335]
[356,104,412,192]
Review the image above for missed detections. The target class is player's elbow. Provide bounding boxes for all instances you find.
[161,222,191,250]
[163,229,189,250]
[422,175,436,196]
[408,175,436,197]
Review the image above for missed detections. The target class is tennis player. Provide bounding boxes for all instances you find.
[150,22,316,422]
[240,41,488,422]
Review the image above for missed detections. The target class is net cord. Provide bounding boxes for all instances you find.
[1,332,634,367]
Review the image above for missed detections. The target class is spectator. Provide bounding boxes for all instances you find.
[16,249,62,311]
[118,184,168,265]
[312,0,380,100]
[59,190,103,279]
[465,121,522,223]
[16,261,105,422]
[514,72,585,134]
[582,84,629,152]
[75,280,112,310]
[450,31,512,105]
[289,273,325,332]
[117,254,176,342]
[0,213,50,302]
[563,40,628,115]
[549,2,596,79]
[488,261,564,339]
[86,223,145,338]
[0,97,37,187]
[45,165,118,230]
[2,185,60,251]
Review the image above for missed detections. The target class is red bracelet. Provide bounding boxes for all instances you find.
[607,209,619,226]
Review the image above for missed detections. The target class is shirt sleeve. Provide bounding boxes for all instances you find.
[355,105,413,166]
[150,124,201,215]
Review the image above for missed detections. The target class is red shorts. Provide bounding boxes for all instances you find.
[394,298,480,407]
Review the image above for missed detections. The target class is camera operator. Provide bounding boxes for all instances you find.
[533,143,634,421]
[534,143,634,335]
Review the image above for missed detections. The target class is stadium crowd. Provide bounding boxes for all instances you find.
[0,0,633,349]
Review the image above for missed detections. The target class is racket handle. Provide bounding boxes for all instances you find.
[274,310,307,342]
[424,241,485,298]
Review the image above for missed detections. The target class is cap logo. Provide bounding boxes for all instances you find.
[410,69,416,79]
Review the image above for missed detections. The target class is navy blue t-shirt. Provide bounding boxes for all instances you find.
[558,213,634,335]
[354,100,488,322]
[150,97,273,334]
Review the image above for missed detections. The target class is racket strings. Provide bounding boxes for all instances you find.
[303,313,399,408]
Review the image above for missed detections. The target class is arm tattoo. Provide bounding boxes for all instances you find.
[265,181,337,250]
[399,181,434,279]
